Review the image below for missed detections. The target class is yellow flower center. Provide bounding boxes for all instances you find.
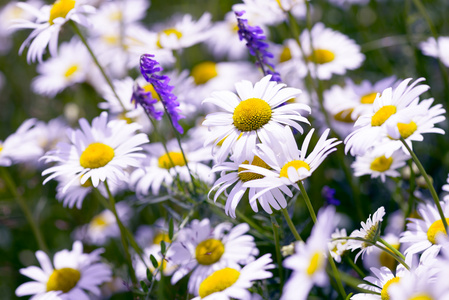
[79,175,92,188]
[79,143,115,169]
[427,218,449,244]
[103,35,119,45]
[49,0,76,25]
[46,268,81,293]
[279,46,292,63]
[379,243,399,270]
[409,295,434,300]
[195,238,225,265]
[233,98,272,132]
[238,156,271,182]
[334,108,354,123]
[198,268,240,298]
[306,251,325,276]
[308,49,335,64]
[397,121,417,139]
[360,92,378,104]
[191,62,218,85]
[380,277,401,300]
[64,65,78,78]
[143,83,160,101]
[371,105,397,126]
[117,112,134,124]
[109,11,122,21]
[0,145,3,153]
[153,232,171,245]
[157,28,183,48]
[370,156,393,172]
[158,152,186,169]
[280,160,311,179]
[90,214,109,229]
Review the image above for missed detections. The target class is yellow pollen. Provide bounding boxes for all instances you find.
[198,268,240,298]
[360,92,378,104]
[334,108,354,123]
[308,49,335,64]
[191,62,218,85]
[427,218,449,244]
[64,65,78,78]
[380,277,401,300]
[370,156,393,172]
[397,121,417,139]
[103,35,119,45]
[379,243,399,270]
[158,152,186,169]
[306,251,325,276]
[109,11,122,21]
[157,28,182,48]
[79,143,114,169]
[195,239,225,265]
[279,46,292,63]
[117,112,134,124]
[233,98,272,132]
[238,156,271,182]
[90,214,109,229]
[371,105,397,126]
[49,0,76,25]
[79,176,92,188]
[143,84,160,101]
[280,160,311,179]
[153,232,171,245]
[46,267,81,293]
[0,145,3,153]
[409,295,434,300]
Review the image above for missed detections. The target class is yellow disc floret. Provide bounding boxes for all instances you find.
[280,160,311,179]
[379,243,399,270]
[46,267,81,293]
[195,238,225,265]
[153,232,171,245]
[158,152,186,169]
[380,277,400,300]
[370,156,393,172]
[427,218,449,244]
[306,251,325,276]
[90,214,109,229]
[279,46,292,63]
[49,0,76,25]
[308,49,335,64]
[191,62,218,85]
[64,65,78,78]
[409,295,434,300]
[157,28,182,48]
[334,108,354,123]
[360,92,378,104]
[79,143,115,169]
[143,84,161,101]
[238,156,271,182]
[397,121,417,139]
[233,98,272,132]
[371,105,397,126]
[198,268,240,298]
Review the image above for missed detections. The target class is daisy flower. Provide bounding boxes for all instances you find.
[419,36,449,67]
[328,228,349,263]
[299,22,365,80]
[42,111,149,191]
[15,241,112,299]
[11,0,95,63]
[202,75,311,162]
[192,254,274,299]
[347,206,386,262]
[167,219,259,295]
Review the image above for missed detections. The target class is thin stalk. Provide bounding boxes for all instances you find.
[297,181,316,223]
[400,138,448,232]
[344,255,365,279]
[379,237,405,260]
[271,216,284,290]
[405,160,416,221]
[336,270,380,294]
[281,208,302,241]
[1,168,48,253]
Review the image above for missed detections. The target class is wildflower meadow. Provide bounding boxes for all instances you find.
[2,0,449,299]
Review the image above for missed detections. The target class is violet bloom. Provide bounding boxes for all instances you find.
[322,186,340,206]
[131,84,164,121]
[235,11,281,82]
[139,54,184,134]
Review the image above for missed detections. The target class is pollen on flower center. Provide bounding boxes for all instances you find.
[46,267,81,293]
[409,294,434,300]
[380,277,400,300]
[371,105,397,126]
[308,49,335,64]
[334,108,354,123]
[191,62,218,85]
[238,156,270,182]
[280,160,311,178]
[198,268,240,298]
[158,152,186,169]
[143,83,161,101]
[360,92,378,104]
[370,156,393,172]
[49,0,76,25]
[157,28,183,48]
[153,232,171,245]
[79,143,115,169]
[397,121,417,139]
[307,251,325,276]
[90,214,109,229]
[233,98,272,132]
[427,218,449,244]
[279,46,292,63]
[64,65,78,78]
[195,238,225,265]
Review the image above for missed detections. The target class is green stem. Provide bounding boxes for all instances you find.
[336,270,380,294]
[378,237,405,260]
[281,208,302,241]
[1,168,48,253]
[271,216,284,290]
[297,181,316,223]
[400,138,448,232]
[344,255,365,279]
[405,160,416,222]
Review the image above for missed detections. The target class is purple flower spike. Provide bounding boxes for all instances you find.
[139,54,185,134]
[322,186,340,206]
[131,84,164,121]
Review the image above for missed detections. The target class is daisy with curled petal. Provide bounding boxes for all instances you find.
[42,111,149,191]
[419,36,449,68]
[347,206,386,262]
[202,75,311,162]
[167,219,259,295]
[11,0,95,63]
[15,241,111,299]
[192,254,274,299]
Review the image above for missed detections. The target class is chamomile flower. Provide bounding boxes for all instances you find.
[192,254,274,299]
[347,206,386,262]
[419,36,449,68]
[11,0,95,63]
[15,241,112,299]
[168,219,259,295]
[202,75,310,162]
[328,228,349,263]
[42,112,149,191]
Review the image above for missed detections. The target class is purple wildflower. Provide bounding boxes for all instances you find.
[131,84,164,121]
[322,186,340,206]
[139,54,184,134]
[235,11,281,82]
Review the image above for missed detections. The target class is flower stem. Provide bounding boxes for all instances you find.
[297,181,316,223]
[281,208,302,241]
[271,215,284,290]
[405,160,416,222]
[378,237,405,260]
[1,168,48,253]
[400,137,448,232]
[344,255,365,279]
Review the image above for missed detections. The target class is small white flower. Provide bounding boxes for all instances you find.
[420,36,449,68]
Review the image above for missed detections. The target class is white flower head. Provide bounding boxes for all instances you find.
[420,36,449,68]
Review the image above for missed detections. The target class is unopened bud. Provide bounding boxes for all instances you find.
[416,175,433,189]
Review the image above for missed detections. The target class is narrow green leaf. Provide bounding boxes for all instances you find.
[169,218,174,240]
[160,240,166,254]
[150,254,159,269]
[146,268,153,282]
[140,281,149,293]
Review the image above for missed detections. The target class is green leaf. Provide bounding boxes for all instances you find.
[150,254,159,269]
[169,218,174,240]
[160,240,166,254]
[146,268,153,282]
[140,281,149,293]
